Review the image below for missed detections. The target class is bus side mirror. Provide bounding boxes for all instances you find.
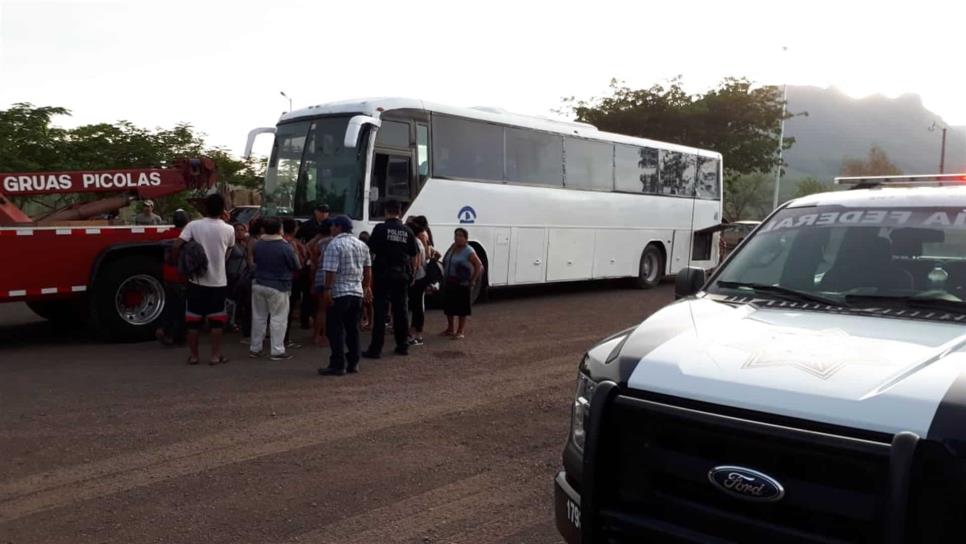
[675,267,706,299]
[344,115,382,148]
[243,127,276,159]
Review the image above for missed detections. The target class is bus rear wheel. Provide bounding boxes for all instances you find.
[634,244,665,289]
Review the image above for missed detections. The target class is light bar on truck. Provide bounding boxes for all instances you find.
[835,173,966,188]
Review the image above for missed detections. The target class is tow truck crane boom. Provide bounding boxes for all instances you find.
[0,158,218,226]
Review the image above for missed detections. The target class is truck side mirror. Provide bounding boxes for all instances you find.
[344,115,382,149]
[675,267,707,299]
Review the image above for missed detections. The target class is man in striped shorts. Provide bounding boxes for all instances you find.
[174,194,235,366]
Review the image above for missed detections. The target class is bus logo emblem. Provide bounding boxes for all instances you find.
[458,206,477,224]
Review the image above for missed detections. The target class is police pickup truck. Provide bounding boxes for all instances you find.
[555,174,966,543]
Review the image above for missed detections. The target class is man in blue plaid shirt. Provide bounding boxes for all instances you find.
[318,215,372,376]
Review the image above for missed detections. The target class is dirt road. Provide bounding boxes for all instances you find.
[0,282,673,543]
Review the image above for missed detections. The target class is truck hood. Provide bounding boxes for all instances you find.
[622,298,966,437]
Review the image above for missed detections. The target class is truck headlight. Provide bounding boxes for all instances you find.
[571,369,597,452]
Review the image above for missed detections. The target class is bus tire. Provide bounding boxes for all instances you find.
[90,255,166,342]
[470,267,487,305]
[635,244,665,289]
[469,243,488,305]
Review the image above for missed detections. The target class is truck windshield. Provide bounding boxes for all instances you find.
[263,116,367,219]
[709,206,966,306]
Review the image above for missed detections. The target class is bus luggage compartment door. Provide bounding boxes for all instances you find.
[547,228,594,282]
[511,227,547,284]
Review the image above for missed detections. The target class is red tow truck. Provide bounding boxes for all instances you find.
[0,159,218,340]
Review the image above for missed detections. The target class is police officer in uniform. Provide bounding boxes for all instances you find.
[363,200,419,358]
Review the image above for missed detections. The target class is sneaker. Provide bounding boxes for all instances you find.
[361,351,381,360]
[347,367,359,374]
[409,336,424,346]
[394,347,409,356]
[286,342,303,350]
[270,352,294,361]
[248,351,262,359]
[318,367,346,376]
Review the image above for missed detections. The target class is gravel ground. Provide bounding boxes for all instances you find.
[0,282,674,544]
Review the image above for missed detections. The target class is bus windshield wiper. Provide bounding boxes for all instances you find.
[716,281,844,307]
[844,294,966,314]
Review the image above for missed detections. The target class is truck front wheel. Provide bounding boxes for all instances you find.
[90,255,166,342]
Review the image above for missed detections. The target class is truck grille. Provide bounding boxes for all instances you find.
[591,394,903,543]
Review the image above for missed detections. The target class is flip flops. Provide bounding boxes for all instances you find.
[209,356,229,366]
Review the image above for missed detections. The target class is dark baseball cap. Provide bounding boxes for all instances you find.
[330,215,353,233]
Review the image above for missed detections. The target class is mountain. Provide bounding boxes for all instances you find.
[782,86,966,184]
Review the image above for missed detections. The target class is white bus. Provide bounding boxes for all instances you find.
[245,98,723,300]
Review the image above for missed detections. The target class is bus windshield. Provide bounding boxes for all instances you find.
[263,116,367,219]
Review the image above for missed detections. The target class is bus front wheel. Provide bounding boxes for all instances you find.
[469,249,488,305]
[635,244,665,289]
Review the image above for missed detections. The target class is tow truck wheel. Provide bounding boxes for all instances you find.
[634,244,665,289]
[91,255,166,342]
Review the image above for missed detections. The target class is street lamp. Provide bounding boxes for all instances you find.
[929,121,947,174]
[280,91,293,113]
[772,46,789,210]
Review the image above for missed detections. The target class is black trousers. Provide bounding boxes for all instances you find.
[368,276,410,353]
[326,295,363,371]
[408,278,427,333]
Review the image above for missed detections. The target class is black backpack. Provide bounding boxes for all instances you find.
[177,240,209,280]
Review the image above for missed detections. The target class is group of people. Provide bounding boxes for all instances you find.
[155,195,484,376]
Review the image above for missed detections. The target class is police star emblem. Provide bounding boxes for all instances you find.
[735,327,870,380]
[741,352,847,380]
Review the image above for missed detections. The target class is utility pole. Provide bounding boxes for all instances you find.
[940,126,947,174]
[280,91,293,113]
[772,46,789,210]
[929,122,948,174]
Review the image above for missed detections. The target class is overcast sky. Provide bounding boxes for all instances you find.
[2,0,965,157]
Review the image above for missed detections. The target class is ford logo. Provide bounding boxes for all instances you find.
[708,466,784,502]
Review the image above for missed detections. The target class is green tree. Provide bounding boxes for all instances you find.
[724,173,772,221]
[793,177,832,198]
[0,103,263,220]
[841,145,903,177]
[562,77,801,185]
[0,103,70,172]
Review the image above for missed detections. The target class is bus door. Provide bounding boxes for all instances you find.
[369,119,415,220]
